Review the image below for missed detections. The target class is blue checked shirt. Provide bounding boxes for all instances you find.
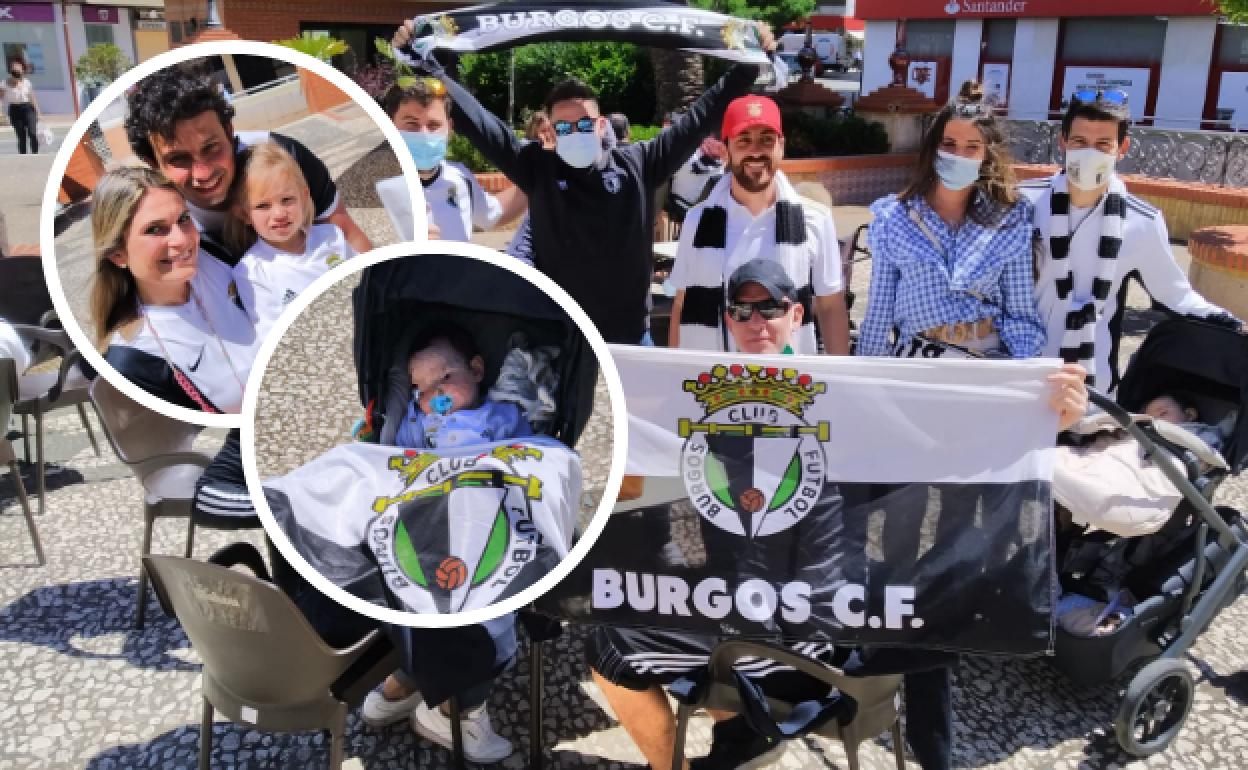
[857,193,1045,358]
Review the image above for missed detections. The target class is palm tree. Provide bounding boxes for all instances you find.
[651,48,705,123]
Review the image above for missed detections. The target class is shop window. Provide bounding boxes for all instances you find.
[903,20,955,59]
[1217,24,1248,69]
[981,19,1015,61]
[84,24,114,48]
[1060,17,1166,65]
[1,26,67,90]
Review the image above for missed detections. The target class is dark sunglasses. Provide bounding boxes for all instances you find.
[726,298,790,322]
[1070,88,1128,107]
[951,101,989,118]
[553,117,595,137]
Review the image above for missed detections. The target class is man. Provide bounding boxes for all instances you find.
[125,66,372,258]
[1022,89,1239,391]
[609,112,631,145]
[385,78,524,242]
[590,259,842,770]
[392,21,775,344]
[668,95,849,355]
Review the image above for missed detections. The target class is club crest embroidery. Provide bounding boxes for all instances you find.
[367,444,545,612]
[679,365,829,538]
[325,251,344,269]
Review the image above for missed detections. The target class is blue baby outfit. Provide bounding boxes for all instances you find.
[395,397,533,449]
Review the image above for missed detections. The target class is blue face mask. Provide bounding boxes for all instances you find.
[401,130,448,172]
[934,150,982,191]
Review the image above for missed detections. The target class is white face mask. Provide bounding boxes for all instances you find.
[933,150,982,191]
[555,132,600,169]
[1065,147,1117,190]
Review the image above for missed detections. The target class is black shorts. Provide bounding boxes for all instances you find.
[588,625,839,703]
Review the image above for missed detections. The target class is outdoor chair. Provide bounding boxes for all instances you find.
[0,256,54,328]
[12,321,100,517]
[1,357,43,565]
[143,553,401,770]
[670,639,905,770]
[90,376,210,628]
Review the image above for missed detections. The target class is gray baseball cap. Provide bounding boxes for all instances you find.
[727,259,798,302]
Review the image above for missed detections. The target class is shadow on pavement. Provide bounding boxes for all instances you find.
[0,578,199,672]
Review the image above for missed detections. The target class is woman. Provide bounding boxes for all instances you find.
[90,165,260,414]
[3,58,40,155]
[857,81,1044,359]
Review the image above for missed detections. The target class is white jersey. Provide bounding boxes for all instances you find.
[233,223,353,334]
[424,160,503,243]
[1022,173,1227,390]
[670,176,842,354]
[110,251,260,414]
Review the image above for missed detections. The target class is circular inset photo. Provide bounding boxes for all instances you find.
[244,243,624,627]
[42,41,423,427]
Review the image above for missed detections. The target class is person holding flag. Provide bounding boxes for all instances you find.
[392,11,778,344]
[591,257,1091,770]
[1022,89,1240,392]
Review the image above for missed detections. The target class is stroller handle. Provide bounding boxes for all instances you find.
[1084,390,1247,548]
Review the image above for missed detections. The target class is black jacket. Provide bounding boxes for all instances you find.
[440,63,759,343]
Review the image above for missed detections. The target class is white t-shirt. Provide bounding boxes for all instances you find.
[424,160,503,243]
[670,189,842,354]
[233,223,353,335]
[2,78,33,109]
[188,131,341,237]
[111,251,260,414]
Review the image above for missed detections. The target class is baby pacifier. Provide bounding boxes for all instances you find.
[431,393,453,415]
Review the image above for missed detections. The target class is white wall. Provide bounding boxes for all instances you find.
[1008,18,1060,121]
[31,3,75,115]
[949,19,984,94]
[862,19,897,96]
[1154,17,1219,129]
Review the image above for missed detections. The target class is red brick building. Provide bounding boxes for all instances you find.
[166,0,463,66]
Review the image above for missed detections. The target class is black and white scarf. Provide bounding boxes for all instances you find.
[404,2,774,65]
[1048,173,1126,388]
[678,173,817,353]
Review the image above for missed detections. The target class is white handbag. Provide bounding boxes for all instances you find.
[37,123,56,147]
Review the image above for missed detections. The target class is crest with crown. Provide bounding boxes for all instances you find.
[684,364,825,417]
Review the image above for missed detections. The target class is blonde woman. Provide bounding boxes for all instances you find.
[91,166,260,413]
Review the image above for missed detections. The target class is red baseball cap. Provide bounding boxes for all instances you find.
[721,95,782,140]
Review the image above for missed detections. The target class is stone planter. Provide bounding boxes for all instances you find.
[1189,226,1248,322]
[59,134,106,205]
[298,68,349,113]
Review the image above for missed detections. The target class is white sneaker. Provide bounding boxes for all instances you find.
[411,701,514,763]
[360,687,422,727]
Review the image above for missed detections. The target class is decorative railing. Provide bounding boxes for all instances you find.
[1004,121,1248,189]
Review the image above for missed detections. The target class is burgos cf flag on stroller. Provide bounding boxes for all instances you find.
[264,254,599,614]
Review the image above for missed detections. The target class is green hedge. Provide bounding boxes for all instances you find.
[781,112,890,158]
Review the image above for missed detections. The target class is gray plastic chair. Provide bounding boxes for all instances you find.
[671,640,905,770]
[144,554,401,770]
[11,322,100,516]
[90,376,210,628]
[2,357,43,565]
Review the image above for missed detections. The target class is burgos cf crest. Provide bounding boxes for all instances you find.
[367,444,544,613]
[679,365,829,538]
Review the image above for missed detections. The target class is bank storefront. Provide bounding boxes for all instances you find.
[857,0,1246,130]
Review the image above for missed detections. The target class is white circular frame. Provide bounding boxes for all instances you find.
[39,39,426,429]
[241,241,628,628]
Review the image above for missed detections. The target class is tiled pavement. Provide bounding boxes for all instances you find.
[3,212,1247,769]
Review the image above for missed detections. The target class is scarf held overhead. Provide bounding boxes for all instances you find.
[1048,173,1126,388]
[404,1,774,64]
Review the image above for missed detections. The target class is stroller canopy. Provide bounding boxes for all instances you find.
[352,254,599,448]
[1116,317,1248,473]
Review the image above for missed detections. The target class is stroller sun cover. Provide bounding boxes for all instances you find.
[264,254,599,615]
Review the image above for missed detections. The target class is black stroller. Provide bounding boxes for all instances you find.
[1051,317,1248,757]
[352,253,598,448]
[352,252,598,769]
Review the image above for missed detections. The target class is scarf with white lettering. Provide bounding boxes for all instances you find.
[403,2,774,65]
[1048,172,1126,389]
[679,172,816,353]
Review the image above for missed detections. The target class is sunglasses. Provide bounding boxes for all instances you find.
[726,298,790,322]
[951,101,989,118]
[1070,88,1128,107]
[553,117,596,137]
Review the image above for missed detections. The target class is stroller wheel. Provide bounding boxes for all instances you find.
[1114,658,1194,757]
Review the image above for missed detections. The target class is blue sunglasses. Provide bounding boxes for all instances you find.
[553,117,595,137]
[1070,88,1128,108]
